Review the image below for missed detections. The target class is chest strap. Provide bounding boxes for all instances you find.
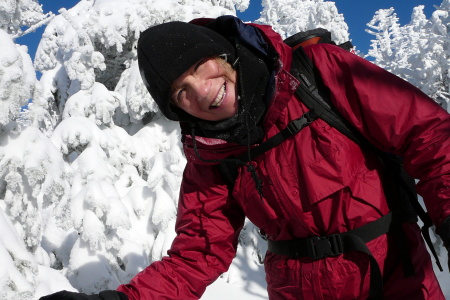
[267,212,392,300]
[246,109,318,160]
[218,110,318,187]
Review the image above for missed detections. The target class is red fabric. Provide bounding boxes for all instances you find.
[118,22,450,300]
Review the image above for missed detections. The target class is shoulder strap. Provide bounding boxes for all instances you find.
[218,110,318,186]
[290,47,367,146]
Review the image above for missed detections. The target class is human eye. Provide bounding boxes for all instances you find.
[173,89,185,104]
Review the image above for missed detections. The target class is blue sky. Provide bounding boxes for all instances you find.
[237,0,442,53]
[18,0,443,59]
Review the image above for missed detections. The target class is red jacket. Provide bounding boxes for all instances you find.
[119,21,450,300]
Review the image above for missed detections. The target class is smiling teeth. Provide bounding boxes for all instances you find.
[211,84,226,107]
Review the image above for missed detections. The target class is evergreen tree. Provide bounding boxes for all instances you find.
[1,0,250,297]
[0,1,60,299]
[257,0,349,43]
[366,1,450,111]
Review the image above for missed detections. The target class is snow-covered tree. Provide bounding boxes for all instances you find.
[0,0,53,38]
[257,0,349,44]
[366,1,450,111]
[0,2,64,299]
[0,30,34,126]
[365,1,450,288]
[366,8,403,66]
[2,0,260,298]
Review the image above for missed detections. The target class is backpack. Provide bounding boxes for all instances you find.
[218,28,443,300]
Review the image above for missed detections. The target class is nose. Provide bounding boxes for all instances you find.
[186,75,210,102]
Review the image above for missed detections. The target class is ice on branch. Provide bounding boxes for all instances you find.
[0,30,35,126]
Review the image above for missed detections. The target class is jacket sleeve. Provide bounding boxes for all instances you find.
[117,162,245,300]
[304,44,450,227]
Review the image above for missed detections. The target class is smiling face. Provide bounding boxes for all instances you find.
[170,57,238,121]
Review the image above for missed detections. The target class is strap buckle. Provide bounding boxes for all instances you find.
[306,234,344,259]
[286,116,310,135]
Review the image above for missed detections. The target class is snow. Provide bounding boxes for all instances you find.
[0,0,449,299]
[0,29,35,126]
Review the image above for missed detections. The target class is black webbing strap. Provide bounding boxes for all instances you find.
[218,110,318,186]
[291,47,366,146]
[268,212,393,300]
[245,109,317,160]
[338,41,354,51]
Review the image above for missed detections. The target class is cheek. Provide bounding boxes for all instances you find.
[230,82,238,104]
[228,68,237,85]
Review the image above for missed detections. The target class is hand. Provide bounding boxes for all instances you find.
[39,290,128,300]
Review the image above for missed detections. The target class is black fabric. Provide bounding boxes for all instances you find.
[99,291,128,300]
[39,290,100,300]
[39,290,127,300]
[137,21,236,121]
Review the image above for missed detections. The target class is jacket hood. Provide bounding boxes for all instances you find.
[137,20,237,121]
[181,17,296,161]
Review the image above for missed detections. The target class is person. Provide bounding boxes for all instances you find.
[40,15,450,300]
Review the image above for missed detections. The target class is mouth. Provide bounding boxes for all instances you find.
[210,83,226,108]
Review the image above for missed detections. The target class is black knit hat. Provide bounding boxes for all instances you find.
[137,21,237,121]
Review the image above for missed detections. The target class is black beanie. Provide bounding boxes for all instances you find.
[137,21,237,121]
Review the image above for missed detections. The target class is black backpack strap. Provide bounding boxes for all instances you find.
[219,109,318,187]
[290,47,368,147]
[337,40,354,51]
[246,109,318,159]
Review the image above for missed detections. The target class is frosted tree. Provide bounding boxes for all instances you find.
[2,0,257,298]
[365,2,450,285]
[0,1,69,299]
[366,8,404,67]
[0,0,53,38]
[257,0,349,45]
[366,1,450,111]
[0,0,52,126]
[412,0,450,111]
